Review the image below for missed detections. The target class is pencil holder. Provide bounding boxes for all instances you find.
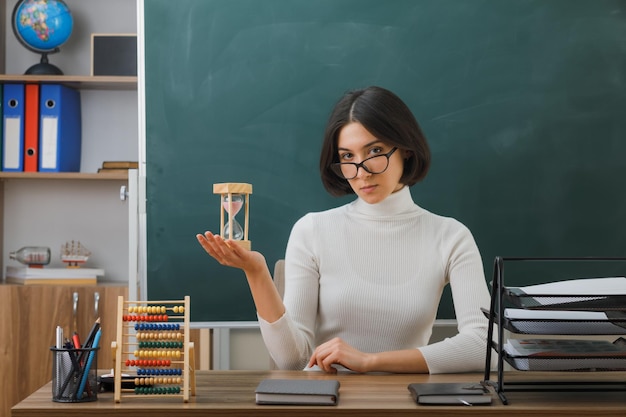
[50,346,99,402]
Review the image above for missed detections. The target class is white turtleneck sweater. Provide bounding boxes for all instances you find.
[258,186,492,374]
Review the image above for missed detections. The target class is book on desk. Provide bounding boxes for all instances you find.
[255,379,340,405]
[407,382,492,405]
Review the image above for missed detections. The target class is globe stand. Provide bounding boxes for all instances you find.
[25,51,64,75]
[11,0,73,76]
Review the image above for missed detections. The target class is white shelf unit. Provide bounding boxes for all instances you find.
[1,0,139,283]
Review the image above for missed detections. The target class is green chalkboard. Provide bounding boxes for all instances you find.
[145,0,626,322]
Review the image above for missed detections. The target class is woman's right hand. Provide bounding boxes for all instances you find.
[196,231,266,275]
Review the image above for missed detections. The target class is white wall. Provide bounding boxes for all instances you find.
[230,328,272,370]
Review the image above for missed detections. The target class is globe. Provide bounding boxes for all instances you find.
[11,0,74,75]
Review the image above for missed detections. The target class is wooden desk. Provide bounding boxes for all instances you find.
[11,370,626,417]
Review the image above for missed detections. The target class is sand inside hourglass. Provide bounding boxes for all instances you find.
[222,201,243,215]
[223,196,244,240]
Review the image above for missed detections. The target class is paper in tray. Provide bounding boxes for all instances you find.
[503,339,626,371]
[504,355,626,371]
[503,309,626,335]
[505,277,626,310]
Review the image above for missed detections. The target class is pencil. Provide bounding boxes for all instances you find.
[76,328,102,399]
[78,318,100,364]
[83,317,101,347]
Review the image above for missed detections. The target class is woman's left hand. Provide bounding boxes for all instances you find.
[307,337,372,373]
[196,231,266,276]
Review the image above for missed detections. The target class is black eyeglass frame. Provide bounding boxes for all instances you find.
[331,147,398,180]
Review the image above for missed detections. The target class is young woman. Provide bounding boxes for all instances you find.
[197,86,492,374]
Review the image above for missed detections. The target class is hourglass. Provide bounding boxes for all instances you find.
[213,183,252,250]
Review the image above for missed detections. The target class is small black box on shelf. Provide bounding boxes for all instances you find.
[91,34,137,76]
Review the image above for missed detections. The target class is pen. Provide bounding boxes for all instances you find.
[72,331,93,397]
[55,326,63,395]
[72,332,81,349]
[76,328,101,399]
[56,326,63,349]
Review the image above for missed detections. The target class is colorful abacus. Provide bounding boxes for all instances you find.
[111,296,196,402]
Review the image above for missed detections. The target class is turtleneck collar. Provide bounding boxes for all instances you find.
[350,186,420,217]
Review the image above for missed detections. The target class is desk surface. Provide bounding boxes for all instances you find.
[12,370,626,417]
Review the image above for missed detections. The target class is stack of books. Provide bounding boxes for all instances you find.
[5,266,104,285]
[97,160,138,174]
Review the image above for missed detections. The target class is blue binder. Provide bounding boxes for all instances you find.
[2,84,25,172]
[39,84,81,172]
[0,84,3,167]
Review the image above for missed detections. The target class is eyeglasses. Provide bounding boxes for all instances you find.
[331,147,398,180]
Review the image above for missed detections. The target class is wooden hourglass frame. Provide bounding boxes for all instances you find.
[213,183,252,250]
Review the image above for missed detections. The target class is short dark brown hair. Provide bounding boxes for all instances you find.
[319,86,431,196]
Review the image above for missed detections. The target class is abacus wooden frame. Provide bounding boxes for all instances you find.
[111,296,196,402]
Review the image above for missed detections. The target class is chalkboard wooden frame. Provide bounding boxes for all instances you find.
[144,0,626,322]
